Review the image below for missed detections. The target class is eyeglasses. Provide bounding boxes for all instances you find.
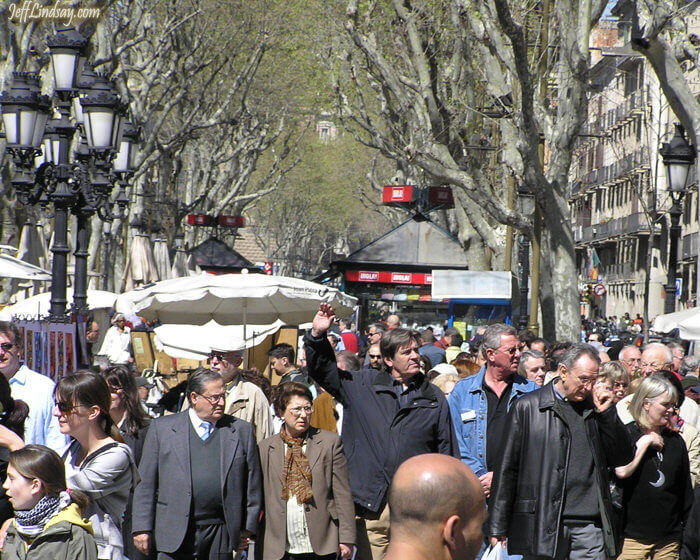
[496,346,519,356]
[54,401,88,415]
[196,392,226,404]
[576,376,597,387]
[368,331,380,337]
[287,406,313,417]
[108,385,123,394]
[0,342,15,352]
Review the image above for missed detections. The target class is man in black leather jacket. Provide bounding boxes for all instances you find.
[487,343,633,560]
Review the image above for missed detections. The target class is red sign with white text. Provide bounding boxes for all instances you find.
[382,185,415,203]
[345,270,432,285]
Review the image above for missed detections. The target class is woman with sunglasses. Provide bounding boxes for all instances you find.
[258,381,355,560]
[614,374,693,560]
[54,371,139,560]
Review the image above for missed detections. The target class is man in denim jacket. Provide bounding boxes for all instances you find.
[448,324,538,498]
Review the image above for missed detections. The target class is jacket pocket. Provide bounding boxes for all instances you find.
[508,499,536,550]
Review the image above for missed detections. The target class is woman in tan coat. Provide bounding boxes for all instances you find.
[258,382,355,560]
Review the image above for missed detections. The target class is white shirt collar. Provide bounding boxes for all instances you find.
[188,407,214,437]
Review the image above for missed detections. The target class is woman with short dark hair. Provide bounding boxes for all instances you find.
[259,381,355,560]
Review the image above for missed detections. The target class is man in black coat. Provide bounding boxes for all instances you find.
[305,303,458,560]
[487,343,633,560]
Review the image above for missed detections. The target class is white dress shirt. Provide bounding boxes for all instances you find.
[9,364,68,452]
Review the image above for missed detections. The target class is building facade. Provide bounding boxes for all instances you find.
[569,8,700,323]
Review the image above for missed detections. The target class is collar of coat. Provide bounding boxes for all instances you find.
[371,370,436,401]
[538,381,594,419]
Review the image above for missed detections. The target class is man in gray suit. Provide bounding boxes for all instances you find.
[132,368,263,559]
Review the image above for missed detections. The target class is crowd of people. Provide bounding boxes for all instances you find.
[0,305,698,560]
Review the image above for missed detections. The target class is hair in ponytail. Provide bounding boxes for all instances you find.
[9,445,91,514]
[54,371,125,443]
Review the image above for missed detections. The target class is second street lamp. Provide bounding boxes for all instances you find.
[660,124,696,315]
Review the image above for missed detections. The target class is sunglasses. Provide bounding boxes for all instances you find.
[55,401,88,415]
[0,342,15,352]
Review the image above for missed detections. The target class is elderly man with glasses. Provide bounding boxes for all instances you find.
[209,347,272,443]
[133,368,262,559]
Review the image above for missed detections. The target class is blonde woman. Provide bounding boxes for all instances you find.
[615,375,693,560]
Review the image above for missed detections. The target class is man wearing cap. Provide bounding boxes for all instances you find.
[682,376,700,404]
[210,348,272,443]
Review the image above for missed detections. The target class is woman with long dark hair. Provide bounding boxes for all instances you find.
[2,444,97,559]
[54,371,139,560]
[101,366,150,560]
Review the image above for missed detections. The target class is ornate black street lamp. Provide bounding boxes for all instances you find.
[517,184,536,330]
[660,124,696,315]
[0,27,132,320]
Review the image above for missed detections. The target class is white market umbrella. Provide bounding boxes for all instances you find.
[170,248,189,278]
[115,272,357,327]
[0,289,118,320]
[0,253,52,281]
[153,319,284,360]
[153,238,172,281]
[652,307,700,340]
[122,234,160,292]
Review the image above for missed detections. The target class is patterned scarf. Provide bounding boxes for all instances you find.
[280,426,313,503]
[14,491,71,539]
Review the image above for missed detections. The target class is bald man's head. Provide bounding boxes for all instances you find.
[388,454,485,560]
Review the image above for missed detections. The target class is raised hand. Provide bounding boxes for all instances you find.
[311,303,336,337]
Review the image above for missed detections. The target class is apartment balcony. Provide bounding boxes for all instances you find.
[604,262,635,283]
[575,212,651,244]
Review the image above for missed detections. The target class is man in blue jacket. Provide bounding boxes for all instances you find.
[448,324,538,499]
[305,303,458,560]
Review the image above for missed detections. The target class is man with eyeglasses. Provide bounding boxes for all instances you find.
[362,323,386,367]
[618,345,641,378]
[0,321,67,452]
[133,367,262,560]
[209,347,272,442]
[367,343,383,370]
[618,343,700,430]
[448,324,538,505]
[488,344,633,560]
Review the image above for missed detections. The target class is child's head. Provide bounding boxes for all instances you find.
[3,445,66,511]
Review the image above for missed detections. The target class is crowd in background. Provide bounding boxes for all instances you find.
[0,307,698,560]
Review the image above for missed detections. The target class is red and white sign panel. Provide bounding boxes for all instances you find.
[186,214,214,226]
[593,284,606,296]
[345,270,432,285]
[382,185,415,204]
[263,261,273,275]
